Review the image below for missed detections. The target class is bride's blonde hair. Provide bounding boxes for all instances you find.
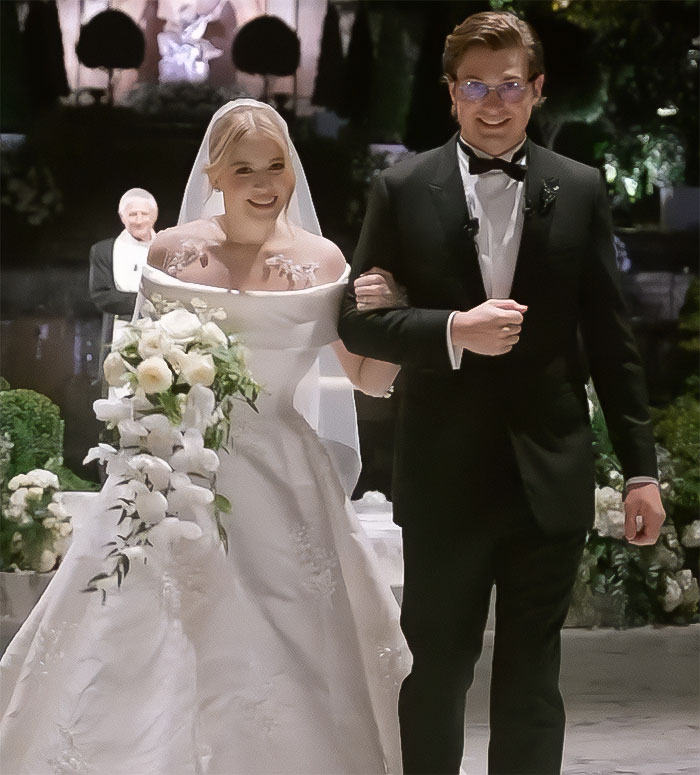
[204,106,296,193]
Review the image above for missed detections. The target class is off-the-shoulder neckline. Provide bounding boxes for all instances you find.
[141,262,350,296]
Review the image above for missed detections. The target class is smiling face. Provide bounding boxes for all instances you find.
[449,45,543,156]
[213,130,295,225]
[120,198,157,242]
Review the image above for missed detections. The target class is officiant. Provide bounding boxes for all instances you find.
[89,188,159,365]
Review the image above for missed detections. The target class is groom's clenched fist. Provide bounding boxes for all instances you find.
[451,299,528,356]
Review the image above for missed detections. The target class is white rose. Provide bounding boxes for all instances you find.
[35,548,57,573]
[178,352,216,387]
[42,516,58,529]
[27,470,60,489]
[157,309,202,343]
[136,356,173,394]
[199,321,228,348]
[138,328,174,360]
[103,351,131,387]
[681,520,700,548]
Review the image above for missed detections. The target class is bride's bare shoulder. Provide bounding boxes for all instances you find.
[295,231,347,283]
[147,219,223,269]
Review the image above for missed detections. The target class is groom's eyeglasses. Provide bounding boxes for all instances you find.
[455,75,539,104]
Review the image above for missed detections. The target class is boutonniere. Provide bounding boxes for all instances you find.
[539,177,560,215]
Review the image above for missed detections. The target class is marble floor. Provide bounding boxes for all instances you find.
[460,625,699,775]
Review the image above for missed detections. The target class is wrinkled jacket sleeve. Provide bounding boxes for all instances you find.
[337,174,454,370]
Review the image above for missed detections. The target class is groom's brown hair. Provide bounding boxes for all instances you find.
[442,12,545,81]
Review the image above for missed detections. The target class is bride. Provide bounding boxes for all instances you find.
[0,100,408,774]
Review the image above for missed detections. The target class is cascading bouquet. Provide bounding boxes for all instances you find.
[83,294,260,601]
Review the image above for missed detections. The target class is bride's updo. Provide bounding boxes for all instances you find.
[204,106,295,192]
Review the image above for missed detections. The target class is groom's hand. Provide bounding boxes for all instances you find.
[623,482,666,545]
[451,299,527,356]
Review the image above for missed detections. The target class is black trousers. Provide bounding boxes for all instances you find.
[398,486,586,775]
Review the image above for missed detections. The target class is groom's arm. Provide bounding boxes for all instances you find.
[579,172,658,480]
[338,174,455,370]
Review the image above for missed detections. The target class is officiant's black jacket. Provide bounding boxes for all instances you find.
[338,137,657,534]
[88,238,137,317]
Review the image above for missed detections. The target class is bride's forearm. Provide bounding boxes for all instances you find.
[331,341,400,398]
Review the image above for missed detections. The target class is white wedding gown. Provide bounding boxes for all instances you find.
[0,265,409,775]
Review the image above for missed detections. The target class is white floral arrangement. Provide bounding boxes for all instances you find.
[1,469,72,572]
[83,295,260,601]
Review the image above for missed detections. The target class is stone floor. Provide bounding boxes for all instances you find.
[460,625,699,775]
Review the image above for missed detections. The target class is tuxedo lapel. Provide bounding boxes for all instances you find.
[510,142,556,304]
[428,136,487,307]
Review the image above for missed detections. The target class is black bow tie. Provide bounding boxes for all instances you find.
[457,136,527,182]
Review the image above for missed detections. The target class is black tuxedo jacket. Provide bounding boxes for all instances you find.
[338,136,657,533]
[88,238,137,317]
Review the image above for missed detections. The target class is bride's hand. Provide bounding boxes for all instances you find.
[354,267,408,311]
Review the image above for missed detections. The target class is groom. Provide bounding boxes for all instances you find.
[338,11,664,775]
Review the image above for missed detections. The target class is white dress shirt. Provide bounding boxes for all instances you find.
[446,136,527,369]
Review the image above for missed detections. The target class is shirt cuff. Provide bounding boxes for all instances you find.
[447,311,462,370]
[625,476,659,487]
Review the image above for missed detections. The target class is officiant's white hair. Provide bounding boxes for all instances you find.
[118,188,158,215]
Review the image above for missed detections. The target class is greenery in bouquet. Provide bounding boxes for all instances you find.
[570,385,699,627]
[83,295,260,600]
[0,469,73,572]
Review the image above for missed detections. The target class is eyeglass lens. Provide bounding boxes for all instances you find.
[458,81,527,103]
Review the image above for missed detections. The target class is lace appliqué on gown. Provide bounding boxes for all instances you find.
[48,727,93,775]
[291,524,338,600]
[162,239,212,276]
[264,255,319,289]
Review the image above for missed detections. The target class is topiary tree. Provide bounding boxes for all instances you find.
[0,389,63,481]
[338,1,373,123]
[75,9,146,105]
[312,2,345,114]
[232,15,300,102]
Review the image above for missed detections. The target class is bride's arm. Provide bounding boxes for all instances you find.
[332,341,400,398]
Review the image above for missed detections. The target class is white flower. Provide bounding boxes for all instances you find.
[126,454,172,491]
[57,521,72,537]
[137,327,174,360]
[103,351,131,387]
[676,569,700,607]
[83,443,118,466]
[8,469,59,490]
[172,350,216,387]
[150,516,203,544]
[25,486,44,501]
[168,471,215,524]
[661,575,683,612]
[157,308,202,343]
[681,520,700,548]
[8,488,29,511]
[140,414,182,459]
[136,356,173,394]
[42,516,58,529]
[170,428,220,477]
[181,385,216,432]
[594,486,626,539]
[116,418,148,448]
[93,397,132,427]
[35,549,57,573]
[134,490,168,523]
[46,499,70,519]
[11,531,22,548]
[199,321,228,348]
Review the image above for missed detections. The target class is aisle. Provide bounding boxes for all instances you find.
[460,625,699,775]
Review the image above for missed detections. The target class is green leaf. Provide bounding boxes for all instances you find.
[214,493,232,513]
